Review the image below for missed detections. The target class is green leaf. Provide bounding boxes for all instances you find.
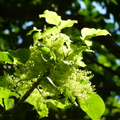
[33,31,41,42]
[39,10,61,26]
[26,89,49,119]
[48,99,72,109]
[0,87,19,110]
[38,102,49,118]
[0,51,13,64]
[78,93,105,120]
[34,27,59,40]
[38,45,51,53]
[38,44,56,62]
[77,46,94,52]
[62,87,75,104]
[58,19,77,30]
[84,40,92,46]
[8,48,30,64]
[50,51,56,61]
[41,27,59,37]
[81,28,111,40]
[26,27,41,36]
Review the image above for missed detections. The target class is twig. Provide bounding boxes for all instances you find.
[84,53,120,77]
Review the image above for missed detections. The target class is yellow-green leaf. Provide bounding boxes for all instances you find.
[78,93,105,120]
[39,10,61,26]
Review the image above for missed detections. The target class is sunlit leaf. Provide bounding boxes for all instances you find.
[84,40,92,46]
[78,93,105,120]
[78,46,94,52]
[38,45,51,53]
[0,87,19,110]
[41,27,59,37]
[34,27,59,40]
[33,31,41,42]
[81,28,111,40]
[59,19,77,30]
[38,102,49,118]
[62,60,74,66]
[39,10,61,26]
[26,89,49,119]
[0,51,13,64]
[96,29,111,36]
[48,99,72,109]
[78,61,86,67]
[50,51,56,61]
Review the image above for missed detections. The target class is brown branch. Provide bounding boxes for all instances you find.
[92,35,120,59]
[84,53,120,77]
[0,78,41,120]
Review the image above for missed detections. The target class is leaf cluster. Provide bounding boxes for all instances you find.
[0,10,111,120]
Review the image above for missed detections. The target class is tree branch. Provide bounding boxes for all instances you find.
[0,78,41,120]
[84,53,120,77]
[92,35,120,59]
